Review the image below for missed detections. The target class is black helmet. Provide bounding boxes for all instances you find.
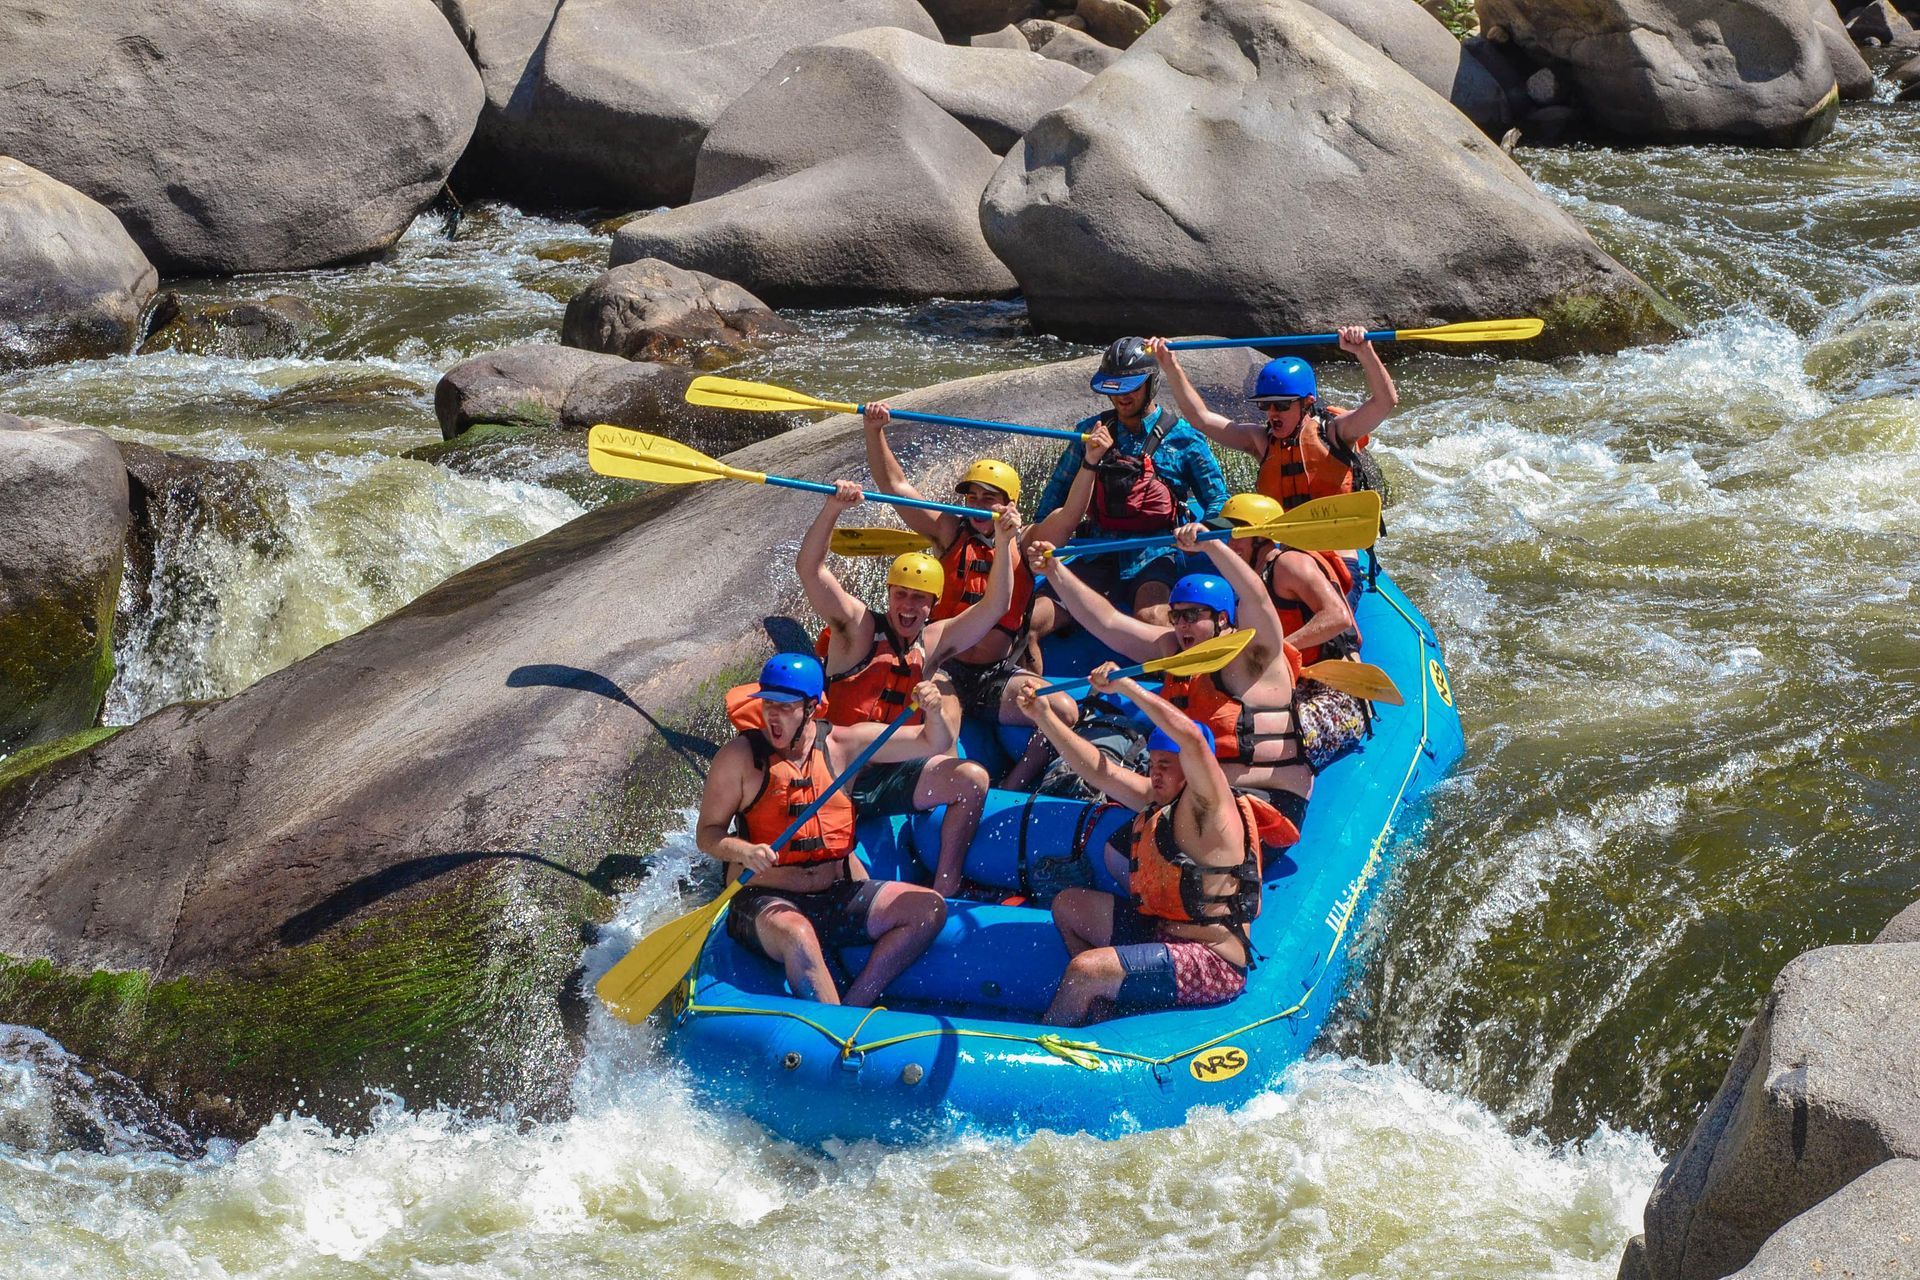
[1090,336,1156,396]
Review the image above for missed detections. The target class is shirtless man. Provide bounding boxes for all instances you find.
[799,484,1018,895]
[700,655,953,1006]
[1016,669,1274,1025]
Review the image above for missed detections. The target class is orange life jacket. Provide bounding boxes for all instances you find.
[936,526,1033,637]
[1262,547,1360,665]
[731,725,856,868]
[1126,792,1281,963]
[1161,642,1305,766]
[817,616,924,728]
[1257,406,1365,511]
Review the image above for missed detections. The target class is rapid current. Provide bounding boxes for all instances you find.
[1,96,1915,1276]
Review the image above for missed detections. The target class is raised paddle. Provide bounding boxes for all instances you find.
[1035,628,1255,697]
[595,703,919,1025]
[587,424,987,520]
[1050,492,1381,560]
[1300,659,1404,706]
[1165,318,1544,351]
[684,374,1087,443]
[830,527,937,557]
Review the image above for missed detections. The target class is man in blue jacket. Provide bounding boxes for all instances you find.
[1032,337,1229,626]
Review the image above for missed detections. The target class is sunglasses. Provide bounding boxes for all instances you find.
[1257,398,1302,412]
[1168,606,1216,624]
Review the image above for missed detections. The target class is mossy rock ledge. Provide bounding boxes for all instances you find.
[0,350,1270,1139]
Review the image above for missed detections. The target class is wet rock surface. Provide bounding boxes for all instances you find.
[436,343,628,440]
[0,0,481,275]
[560,259,795,364]
[0,158,158,369]
[138,293,323,360]
[0,415,130,753]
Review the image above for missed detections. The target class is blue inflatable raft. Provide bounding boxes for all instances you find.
[664,563,1464,1145]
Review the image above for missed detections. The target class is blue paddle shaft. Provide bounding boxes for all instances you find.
[762,474,985,519]
[1052,528,1233,561]
[736,704,919,889]
[1035,657,1157,697]
[1165,329,1393,351]
[862,404,1083,443]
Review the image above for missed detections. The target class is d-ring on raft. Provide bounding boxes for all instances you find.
[660,563,1463,1145]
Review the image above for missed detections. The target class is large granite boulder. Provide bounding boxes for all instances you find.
[818,26,1092,153]
[1299,0,1511,129]
[1633,943,1920,1280]
[1724,1159,1920,1278]
[1806,0,1878,98]
[0,0,481,275]
[1020,19,1125,71]
[1078,0,1153,47]
[982,0,1676,352]
[0,158,157,369]
[1475,0,1841,147]
[435,343,627,440]
[0,415,129,754]
[610,39,1017,305]
[0,347,1255,1139]
[472,0,939,208]
[561,259,795,364]
[434,0,564,199]
[1876,899,1920,944]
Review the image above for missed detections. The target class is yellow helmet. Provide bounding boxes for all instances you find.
[1217,492,1283,530]
[887,552,946,599]
[955,458,1021,506]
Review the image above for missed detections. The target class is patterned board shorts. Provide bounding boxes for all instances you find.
[1110,903,1249,1012]
[1296,680,1367,772]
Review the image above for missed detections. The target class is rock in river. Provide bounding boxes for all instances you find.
[0,415,129,754]
[0,0,481,275]
[1477,0,1842,147]
[561,259,796,364]
[0,347,1258,1138]
[981,0,1677,352]
[611,37,1017,305]
[461,0,940,209]
[1297,0,1512,130]
[0,158,157,369]
[436,343,629,440]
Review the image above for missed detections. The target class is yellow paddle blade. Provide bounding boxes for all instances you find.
[684,375,857,415]
[586,424,765,486]
[1392,317,1543,343]
[594,881,742,1024]
[1143,627,1255,679]
[1300,659,1404,706]
[1241,491,1382,551]
[831,527,937,557]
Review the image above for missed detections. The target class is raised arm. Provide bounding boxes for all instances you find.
[926,504,1020,663]
[1148,338,1265,458]
[1183,523,1287,654]
[1014,681,1153,811]
[1329,324,1397,444]
[1025,420,1110,546]
[862,403,949,542]
[1104,671,1232,814]
[1023,540,1165,663]
[797,480,868,633]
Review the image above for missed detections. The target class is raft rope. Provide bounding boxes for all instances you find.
[682,583,1439,1073]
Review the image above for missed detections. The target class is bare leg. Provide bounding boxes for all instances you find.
[1132,578,1172,627]
[843,883,947,1007]
[1049,886,1117,957]
[916,755,990,897]
[1044,947,1126,1026]
[996,675,1077,792]
[754,906,841,1004]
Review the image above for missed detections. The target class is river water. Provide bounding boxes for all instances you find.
[2,92,1916,1276]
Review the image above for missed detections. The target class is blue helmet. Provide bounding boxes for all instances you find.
[1253,356,1315,403]
[1147,720,1216,756]
[750,652,825,703]
[1170,573,1236,626]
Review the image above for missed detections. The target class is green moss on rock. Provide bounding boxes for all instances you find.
[0,725,125,794]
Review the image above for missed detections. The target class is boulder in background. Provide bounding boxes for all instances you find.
[561,259,795,364]
[0,158,157,369]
